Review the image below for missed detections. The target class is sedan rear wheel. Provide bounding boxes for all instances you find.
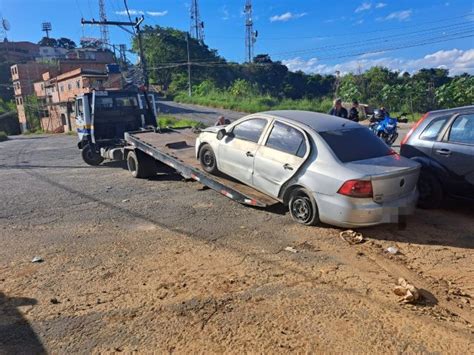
[289,189,320,226]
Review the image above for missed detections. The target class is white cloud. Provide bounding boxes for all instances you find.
[115,9,144,16]
[221,6,229,20]
[375,2,387,8]
[115,9,167,17]
[270,12,307,22]
[355,19,364,25]
[355,2,372,13]
[384,9,412,21]
[146,10,168,17]
[282,49,474,76]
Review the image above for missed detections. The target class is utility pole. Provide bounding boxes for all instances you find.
[98,0,110,49]
[190,0,204,43]
[244,0,257,63]
[185,33,192,97]
[81,16,149,87]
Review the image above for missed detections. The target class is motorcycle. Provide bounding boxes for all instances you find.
[369,109,399,146]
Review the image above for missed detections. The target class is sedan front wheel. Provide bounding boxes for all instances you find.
[199,144,218,174]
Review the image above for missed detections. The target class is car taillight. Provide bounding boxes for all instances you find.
[401,113,429,146]
[338,180,373,198]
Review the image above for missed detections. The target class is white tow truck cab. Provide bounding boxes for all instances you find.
[73,89,157,165]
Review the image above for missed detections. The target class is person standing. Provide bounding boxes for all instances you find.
[348,99,360,122]
[328,98,348,118]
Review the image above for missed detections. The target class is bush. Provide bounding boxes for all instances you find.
[157,115,205,129]
[0,131,8,142]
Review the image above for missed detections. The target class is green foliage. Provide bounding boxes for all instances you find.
[24,96,42,132]
[157,115,204,128]
[38,37,76,49]
[339,74,362,102]
[0,131,8,142]
[193,80,218,96]
[229,79,257,97]
[436,76,474,108]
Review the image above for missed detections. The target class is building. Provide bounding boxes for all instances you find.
[38,46,68,60]
[0,40,39,62]
[34,67,122,132]
[11,49,117,132]
[11,62,58,132]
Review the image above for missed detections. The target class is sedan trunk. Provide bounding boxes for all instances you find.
[345,155,420,203]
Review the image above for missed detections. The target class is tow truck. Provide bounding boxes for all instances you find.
[73,89,278,208]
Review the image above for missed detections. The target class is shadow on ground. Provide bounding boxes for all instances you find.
[0,292,46,354]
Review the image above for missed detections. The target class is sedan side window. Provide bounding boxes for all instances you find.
[266,121,307,157]
[419,116,449,141]
[449,114,474,145]
[232,118,267,143]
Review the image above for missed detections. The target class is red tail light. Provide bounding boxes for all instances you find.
[401,113,429,146]
[338,180,373,198]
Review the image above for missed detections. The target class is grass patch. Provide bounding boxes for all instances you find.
[65,130,77,136]
[174,92,333,114]
[157,115,205,129]
[0,131,8,142]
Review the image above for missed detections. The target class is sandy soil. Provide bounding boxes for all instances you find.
[0,135,473,353]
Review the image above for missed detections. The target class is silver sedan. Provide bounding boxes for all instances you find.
[195,110,420,228]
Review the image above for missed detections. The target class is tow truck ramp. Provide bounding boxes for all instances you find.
[124,129,279,208]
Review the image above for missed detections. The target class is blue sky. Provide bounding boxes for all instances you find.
[1,0,473,75]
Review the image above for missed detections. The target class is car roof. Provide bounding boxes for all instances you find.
[260,110,360,132]
[427,105,474,117]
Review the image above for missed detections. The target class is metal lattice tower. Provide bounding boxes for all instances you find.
[98,0,110,49]
[244,0,257,63]
[190,0,204,43]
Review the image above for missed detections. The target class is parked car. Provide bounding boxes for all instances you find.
[196,110,420,228]
[400,106,474,208]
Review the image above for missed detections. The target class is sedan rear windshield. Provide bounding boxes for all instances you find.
[319,128,393,163]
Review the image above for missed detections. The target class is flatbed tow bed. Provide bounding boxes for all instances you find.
[124,128,279,208]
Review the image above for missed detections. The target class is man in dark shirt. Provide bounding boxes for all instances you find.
[348,99,360,122]
[328,98,348,118]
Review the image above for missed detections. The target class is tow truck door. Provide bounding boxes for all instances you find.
[75,95,91,141]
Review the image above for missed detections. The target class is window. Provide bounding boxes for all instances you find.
[76,98,84,116]
[60,85,64,92]
[319,128,393,163]
[76,80,80,89]
[115,97,138,108]
[448,114,474,145]
[95,97,114,109]
[232,118,267,143]
[266,121,307,157]
[19,97,23,105]
[419,116,449,141]
[68,83,72,90]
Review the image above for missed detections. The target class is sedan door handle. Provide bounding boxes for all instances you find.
[436,149,451,156]
[246,151,254,157]
[283,163,294,170]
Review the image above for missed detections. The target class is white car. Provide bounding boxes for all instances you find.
[195,110,420,228]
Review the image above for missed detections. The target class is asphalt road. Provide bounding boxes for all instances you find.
[0,109,472,351]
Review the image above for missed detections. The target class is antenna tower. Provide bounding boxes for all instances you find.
[98,0,110,49]
[244,0,257,63]
[190,0,204,43]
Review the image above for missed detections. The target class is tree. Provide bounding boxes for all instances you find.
[339,74,362,102]
[57,37,76,49]
[436,76,474,108]
[38,37,57,47]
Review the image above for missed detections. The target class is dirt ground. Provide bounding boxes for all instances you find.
[0,135,473,353]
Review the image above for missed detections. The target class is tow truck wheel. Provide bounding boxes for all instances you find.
[127,151,156,179]
[82,144,104,166]
[288,188,320,226]
[199,144,218,174]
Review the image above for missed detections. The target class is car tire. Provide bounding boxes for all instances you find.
[127,151,156,179]
[82,144,104,166]
[288,188,320,226]
[199,144,218,174]
[417,171,443,209]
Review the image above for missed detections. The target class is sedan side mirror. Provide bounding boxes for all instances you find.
[217,128,227,140]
